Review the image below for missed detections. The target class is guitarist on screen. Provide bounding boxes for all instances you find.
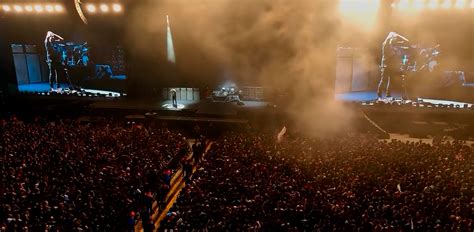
[377,31,409,100]
[44,31,64,92]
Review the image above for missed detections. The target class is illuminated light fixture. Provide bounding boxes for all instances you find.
[413,0,425,10]
[454,0,465,8]
[99,4,109,13]
[112,3,122,12]
[471,0,474,8]
[338,0,380,31]
[2,5,11,12]
[428,0,438,9]
[338,0,381,30]
[34,4,44,12]
[397,0,411,10]
[45,5,54,12]
[25,5,33,12]
[86,4,96,13]
[441,0,453,8]
[13,5,23,12]
[54,4,63,12]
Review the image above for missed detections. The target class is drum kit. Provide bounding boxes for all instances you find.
[212,87,244,104]
[380,32,442,102]
[395,44,440,73]
[55,42,89,67]
[382,32,440,73]
[388,44,440,101]
[53,42,89,92]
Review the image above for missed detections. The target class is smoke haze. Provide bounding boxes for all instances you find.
[127,0,355,135]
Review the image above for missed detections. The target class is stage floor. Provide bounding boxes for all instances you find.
[90,98,272,115]
[18,83,123,98]
[336,91,402,102]
[337,91,473,108]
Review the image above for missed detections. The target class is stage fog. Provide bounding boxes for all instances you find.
[126,0,357,135]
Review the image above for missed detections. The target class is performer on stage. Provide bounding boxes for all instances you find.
[377,32,409,99]
[170,89,177,108]
[44,31,64,92]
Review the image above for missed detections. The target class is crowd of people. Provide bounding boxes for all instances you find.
[0,118,188,231]
[1,115,473,231]
[162,132,472,231]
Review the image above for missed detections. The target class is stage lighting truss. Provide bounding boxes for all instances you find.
[73,1,124,24]
[82,2,123,14]
[390,0,473,10]
[71,1,124,24]
[0,2,65,14]
[0,1,124,16]
[339,0,381,29]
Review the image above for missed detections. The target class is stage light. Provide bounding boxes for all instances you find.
[441,0,453,8]
[454,0,466,8]
[397,0,410,10]
[25,5,33,12]
[339,0,381,30]
[34,4,44,13]
[54,4,63,13]
[428,0,438,9]
[112,3,122,13]
[45,5,54,13]
[13,5,23,12]
[2,5,11,12]
[99,4,109,13]
[86,4,96,13]
[339,0,379,12]
[413,0,425,10]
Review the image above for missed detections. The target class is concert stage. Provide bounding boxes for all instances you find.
[89,98,272,116]
[337,91,473,108]
[336,91,400,102]
[18,82,123,98]
[7,91,474,140]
